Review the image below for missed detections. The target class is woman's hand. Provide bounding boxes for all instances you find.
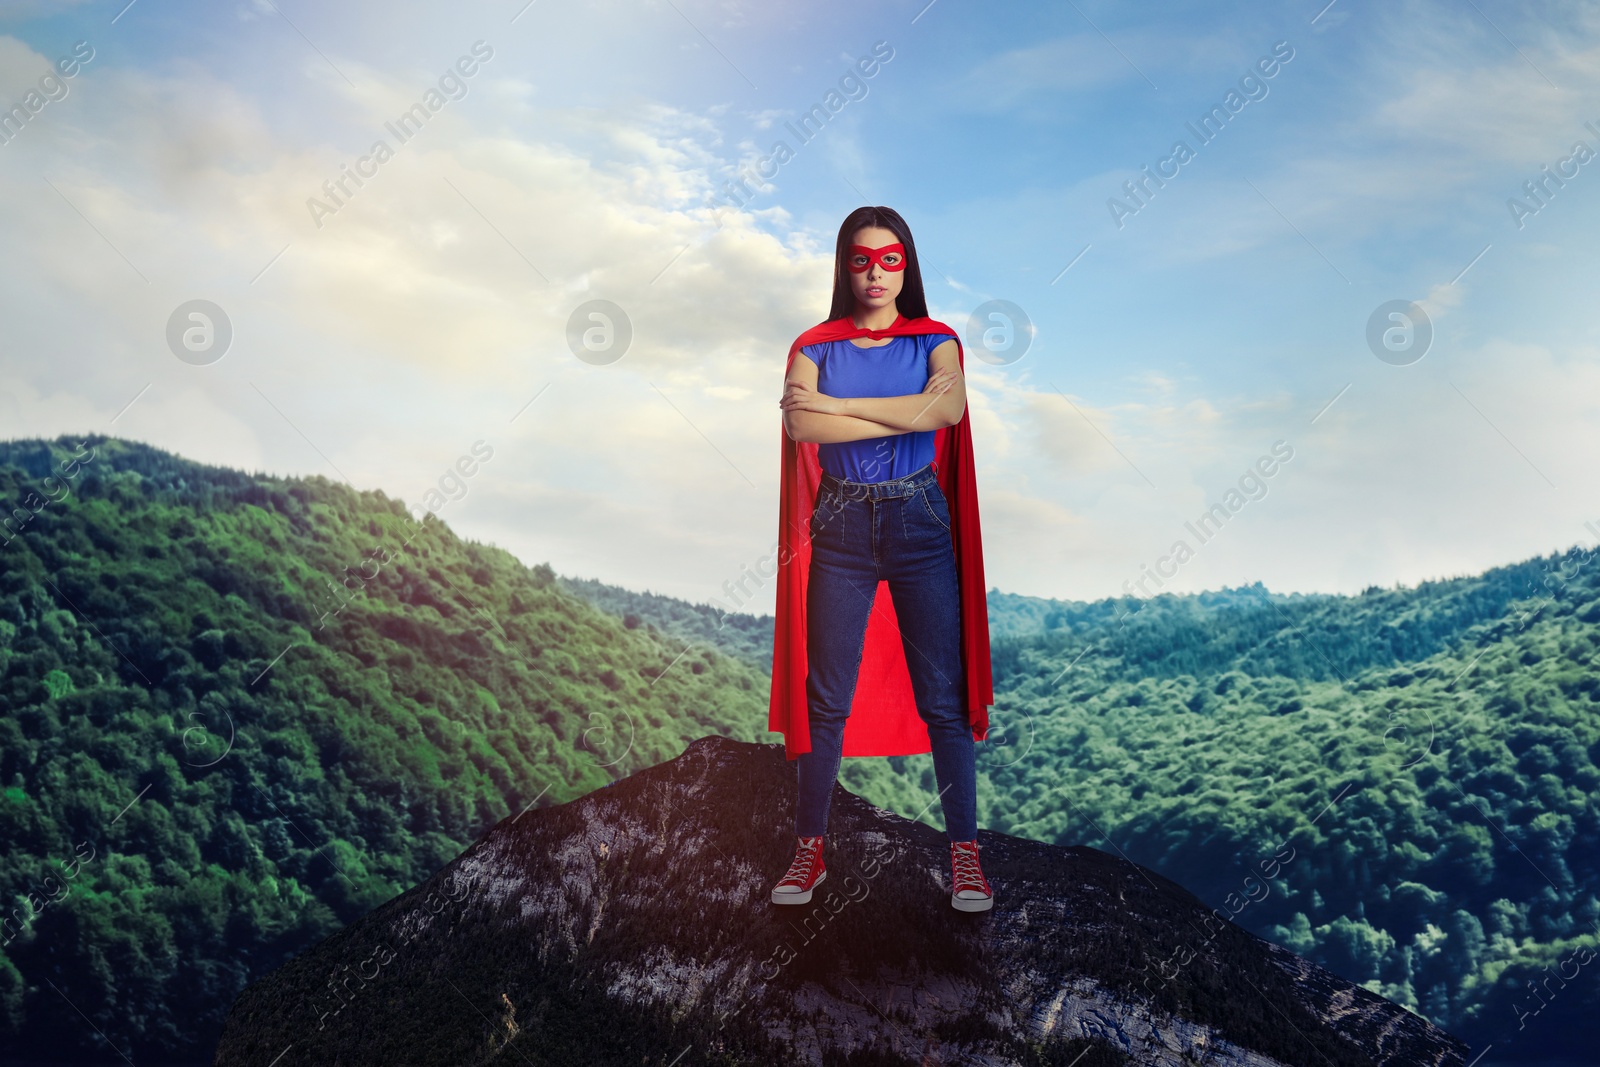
[780,379,846,416]
[923,368,960,397]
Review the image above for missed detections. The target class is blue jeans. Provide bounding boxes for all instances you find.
[796,460,978,843]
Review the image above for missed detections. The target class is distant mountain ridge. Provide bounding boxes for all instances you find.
[556,572,773,673]
[565,557,1586,693]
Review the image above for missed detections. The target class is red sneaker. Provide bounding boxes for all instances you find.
[950,839,993,912]
[771,835,827,905]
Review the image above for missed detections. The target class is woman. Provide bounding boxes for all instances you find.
[768,206,996,913]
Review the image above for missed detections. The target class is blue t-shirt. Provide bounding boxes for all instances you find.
[801,332,957,483]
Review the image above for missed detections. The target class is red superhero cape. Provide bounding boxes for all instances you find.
[768,312,994,760]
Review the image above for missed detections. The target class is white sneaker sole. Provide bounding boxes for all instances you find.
[951,890,993,912]
[771,868,825,905]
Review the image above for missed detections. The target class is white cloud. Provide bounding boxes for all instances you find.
[5,3,1600,618]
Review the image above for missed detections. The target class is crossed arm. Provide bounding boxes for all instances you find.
[780,339,965,444]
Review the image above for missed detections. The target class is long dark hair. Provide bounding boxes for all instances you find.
[826,206,930,323]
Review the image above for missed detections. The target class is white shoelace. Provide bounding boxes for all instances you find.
[952,843,986,890]
[782,838,822,884]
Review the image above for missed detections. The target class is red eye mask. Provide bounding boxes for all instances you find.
[847,242,907,273]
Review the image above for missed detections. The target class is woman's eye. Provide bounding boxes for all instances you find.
[884,255,901,265]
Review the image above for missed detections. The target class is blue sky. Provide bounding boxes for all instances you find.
[2,0,1598,613]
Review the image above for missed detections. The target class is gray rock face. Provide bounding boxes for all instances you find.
[214,736,1469,1066]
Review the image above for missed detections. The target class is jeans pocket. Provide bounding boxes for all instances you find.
[910,485,951,535]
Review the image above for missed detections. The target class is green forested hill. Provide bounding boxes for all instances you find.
[1,433,1595,1062]
[976,573,1600,1049]
[865,564,1600,1060]
[0,435,770,1061]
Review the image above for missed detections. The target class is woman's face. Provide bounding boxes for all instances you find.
[845,225,906,315]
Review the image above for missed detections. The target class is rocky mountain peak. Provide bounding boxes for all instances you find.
[215,736,1468,1066]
